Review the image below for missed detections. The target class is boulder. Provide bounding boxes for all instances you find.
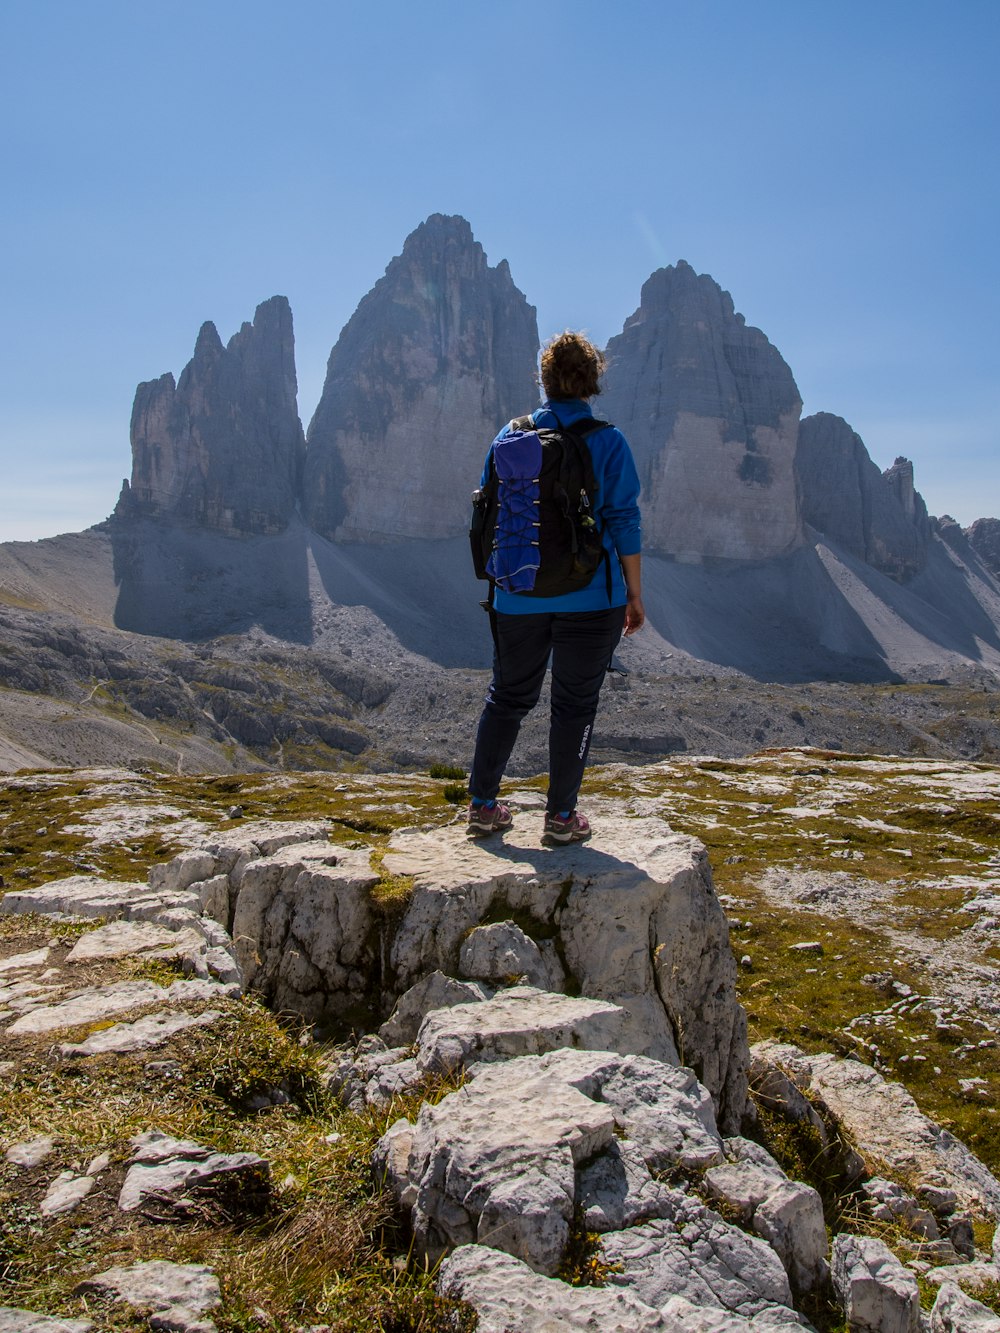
[930,1281,1000,1331]
[458,921,557,990]
[924,1261,1000,1292]
[703,1151,827,1293]
[862,1178,940,1239]
[437,1244,672,1332]
[378,971,490,1047]
[118,1130,269,1214]
[601,1205,798,1323]
[440,1241,808,1330]
[385,818,749,1132]
[751,1181,828,1295]
[704,1161,787,1223]
[830,1234,922,1332]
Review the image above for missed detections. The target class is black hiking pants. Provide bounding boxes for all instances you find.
[469,606,626,815]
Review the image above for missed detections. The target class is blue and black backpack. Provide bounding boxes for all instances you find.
[470,414,611,599]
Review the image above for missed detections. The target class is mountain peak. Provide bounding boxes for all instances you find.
[601,261,802,560]
[303,217,538,542]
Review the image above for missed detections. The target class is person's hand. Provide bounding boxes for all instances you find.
[624,595,645,636]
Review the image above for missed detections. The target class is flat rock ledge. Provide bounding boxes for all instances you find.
[77,1259,221,1333]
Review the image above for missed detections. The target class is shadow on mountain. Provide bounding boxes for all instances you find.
[641,535,1000,683]
[104,515,1000,684]
[308,533,493,668]
[906,542,1000,656]
[110,516,314,643]
[641,545,901,683]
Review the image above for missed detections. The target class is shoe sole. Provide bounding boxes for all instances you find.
[542,827,591,845]
[467,820,513,836]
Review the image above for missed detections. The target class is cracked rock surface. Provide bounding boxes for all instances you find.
[379,1045,723,1274]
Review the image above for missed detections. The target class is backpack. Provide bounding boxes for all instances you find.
[470,413,611,598]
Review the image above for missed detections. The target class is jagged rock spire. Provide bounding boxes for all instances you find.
[119,296,305,536]
[796,414,931,579]
[303,214,539,542]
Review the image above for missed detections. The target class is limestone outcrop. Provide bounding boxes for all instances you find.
[304,213,539,541]
[379,1046,722,1273]
[796,413,932,578]
[118,814,749,1132]
[830,1233,922,1332]
[600,260,803,561]
[382,818,750,1132]
[5,795,1000,1331]
[751,1041,1000,1218]
[117,296,305,536]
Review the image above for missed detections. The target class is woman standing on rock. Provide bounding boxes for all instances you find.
[467,331,644,843]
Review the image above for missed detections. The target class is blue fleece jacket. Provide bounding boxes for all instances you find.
[484,398,642,614]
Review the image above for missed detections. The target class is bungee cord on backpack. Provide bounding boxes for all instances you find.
[484,428,544,593]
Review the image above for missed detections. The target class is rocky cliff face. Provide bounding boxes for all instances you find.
[303,214,539,542]
[599,261,804,561]
[796,413,931,579]
[967,518,1000,578]
[117,296,305,536]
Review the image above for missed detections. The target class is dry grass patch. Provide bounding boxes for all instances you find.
[0,996,473,1330]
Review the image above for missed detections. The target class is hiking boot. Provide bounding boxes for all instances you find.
[467,799,513,836]
[542,810,591,844]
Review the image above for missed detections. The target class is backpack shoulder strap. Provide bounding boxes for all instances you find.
[556,421,603,495]
[510,414,536,432]
[563,417,612,438]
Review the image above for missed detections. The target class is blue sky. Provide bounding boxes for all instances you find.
[1,0,997,541]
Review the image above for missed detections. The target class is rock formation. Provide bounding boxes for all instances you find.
[117,296,305,536]
[599,260,804,561]
[795,413,932,578]
[46,814,746,1132]
[303,214,539,542]
[968,518,1000,579]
